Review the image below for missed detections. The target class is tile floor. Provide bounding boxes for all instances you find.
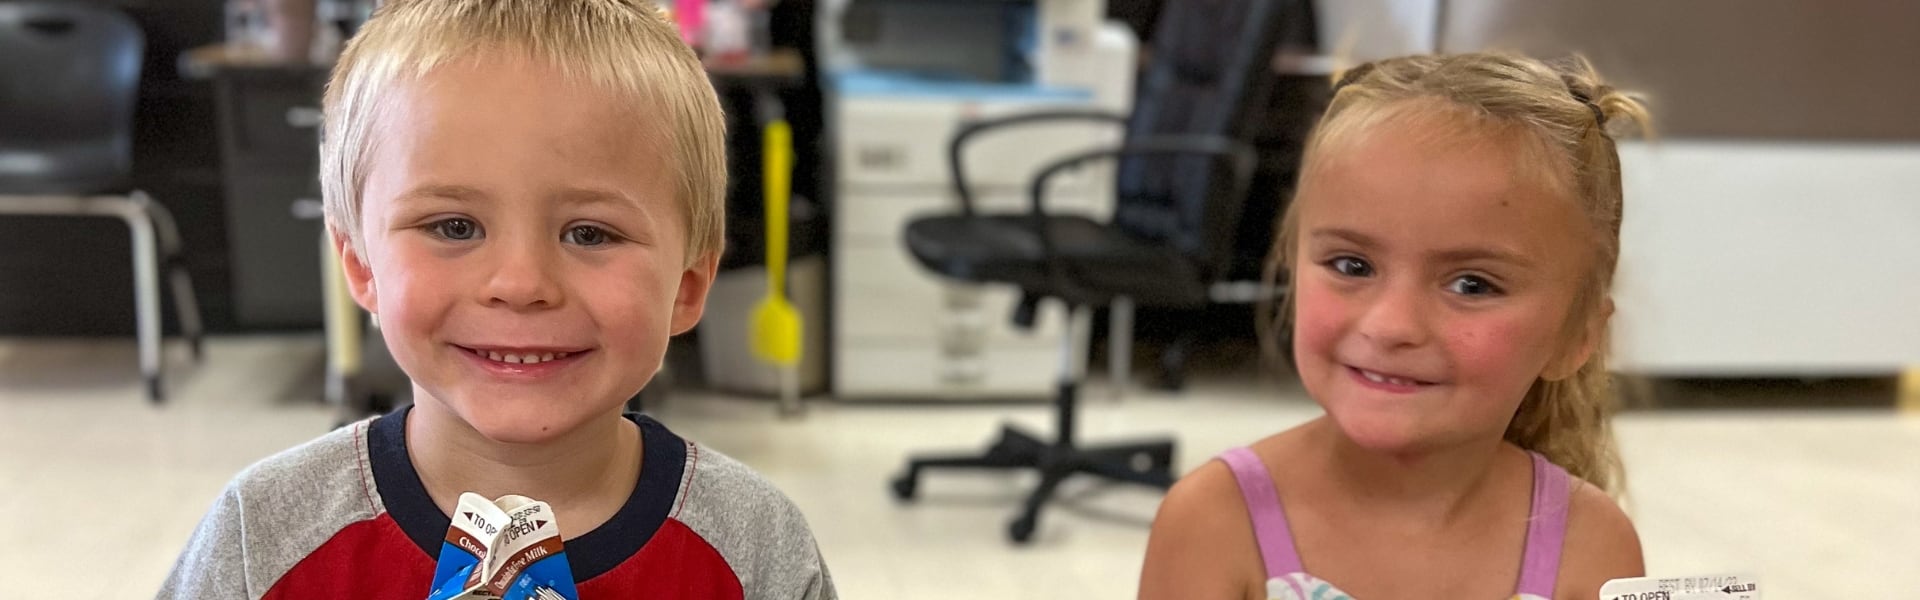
[2,335,1916,598]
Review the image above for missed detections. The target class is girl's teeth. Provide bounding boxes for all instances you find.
[488,351,503,361]
[1362,369,1418,386]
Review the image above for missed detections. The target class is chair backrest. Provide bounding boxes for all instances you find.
[1112,0,1294,279]
[0,1,143,187]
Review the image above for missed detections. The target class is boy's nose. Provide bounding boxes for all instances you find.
[481,238,563,310]
[1354,282,1432,349]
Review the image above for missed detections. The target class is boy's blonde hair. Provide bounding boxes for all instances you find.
[1261,53,1650,494]
[321,0,727,266]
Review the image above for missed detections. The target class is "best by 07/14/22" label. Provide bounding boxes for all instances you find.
[1599,573,1759,600]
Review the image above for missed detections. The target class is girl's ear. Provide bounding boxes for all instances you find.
[1544,298,1611,381]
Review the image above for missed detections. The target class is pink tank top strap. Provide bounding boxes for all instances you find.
[1515,451,1574,597]
[1216,447,1305,579]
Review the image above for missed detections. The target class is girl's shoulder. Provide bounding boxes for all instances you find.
[1552,473,1645,599]
[1158,426,1300,536]
[1139,428,1305,600]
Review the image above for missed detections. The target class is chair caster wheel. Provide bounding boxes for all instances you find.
[1009,516,1036,543]
[890,474,917,501]
[146,377,165,405]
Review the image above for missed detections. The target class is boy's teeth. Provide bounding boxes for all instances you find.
[472,348,578,364]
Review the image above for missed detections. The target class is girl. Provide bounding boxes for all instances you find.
[1139,53,1650,600]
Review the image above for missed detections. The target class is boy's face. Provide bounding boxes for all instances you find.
[1289,112,1598,456]
[337,54,716,444]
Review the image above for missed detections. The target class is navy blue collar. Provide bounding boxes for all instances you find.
[366,404,688,582]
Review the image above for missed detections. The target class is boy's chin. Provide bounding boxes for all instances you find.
[444,394,622,445]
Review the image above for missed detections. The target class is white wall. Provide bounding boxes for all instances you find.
[1611,142,1920,375]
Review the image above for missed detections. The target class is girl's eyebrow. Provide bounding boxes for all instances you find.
[1309,227,1377,248]
[1428,245,1532,269]
[1311,227,1534,270]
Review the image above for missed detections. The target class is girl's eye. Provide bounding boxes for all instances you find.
[430,218,480,241]
[563,225,612,246]
[1448,275,1502,296]
[1327,256,1373,277]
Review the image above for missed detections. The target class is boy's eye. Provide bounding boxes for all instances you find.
[563,224,613,246]
[1448,275,1502,296]
[430,218,481,241]
[1327,256,1373,278]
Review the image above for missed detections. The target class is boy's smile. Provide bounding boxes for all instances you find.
[453,343,593,380]
[335,51,716,445]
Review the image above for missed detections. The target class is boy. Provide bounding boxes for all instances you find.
[159,1,835,597]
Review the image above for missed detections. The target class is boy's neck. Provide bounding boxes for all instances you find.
[1304,417,1517,529]
[405,393,644,540]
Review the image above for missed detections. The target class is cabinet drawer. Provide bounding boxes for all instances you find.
[224,173,324,327]
[833,239,1068,343]
[834,339,1060,399]
[835,97,1115,189]
[215,71,326,165]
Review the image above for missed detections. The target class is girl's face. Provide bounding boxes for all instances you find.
[1289,112,1599,456]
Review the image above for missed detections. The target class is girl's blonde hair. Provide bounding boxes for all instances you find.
[321,0,727,266]
[1260,53,1650,494]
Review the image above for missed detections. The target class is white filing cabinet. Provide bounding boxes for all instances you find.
[831,92,1124,399]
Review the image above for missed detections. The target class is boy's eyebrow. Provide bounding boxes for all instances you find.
[395,184,488,204]
[556,187,643,209]
[392,185,642,210]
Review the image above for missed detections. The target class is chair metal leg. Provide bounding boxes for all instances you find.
[122,199,165,404]
[1108,296,1134,402]
[138,192,206,362]
[1054,305,1093,446]
[168,266,205,361]
[1157,329,1197,392]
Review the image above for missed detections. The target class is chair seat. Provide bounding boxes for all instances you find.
[0,145,133,196]
[904,213,1210,306]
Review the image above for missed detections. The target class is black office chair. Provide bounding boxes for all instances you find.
[887,0,1295,543]
[0,1,205,403]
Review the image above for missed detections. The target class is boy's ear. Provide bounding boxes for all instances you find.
[1544,298,1612,381]
[669,251,721,336]
[331,227,379,315]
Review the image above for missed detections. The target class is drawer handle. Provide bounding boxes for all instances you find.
[290,198,324,220]
[286,107,324,128]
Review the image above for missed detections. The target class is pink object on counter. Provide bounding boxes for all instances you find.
[675,0,705,47]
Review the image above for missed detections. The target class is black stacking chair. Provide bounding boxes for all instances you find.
[0,0,205,403]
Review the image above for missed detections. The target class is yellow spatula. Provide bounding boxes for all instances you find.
[750,119,803,417]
